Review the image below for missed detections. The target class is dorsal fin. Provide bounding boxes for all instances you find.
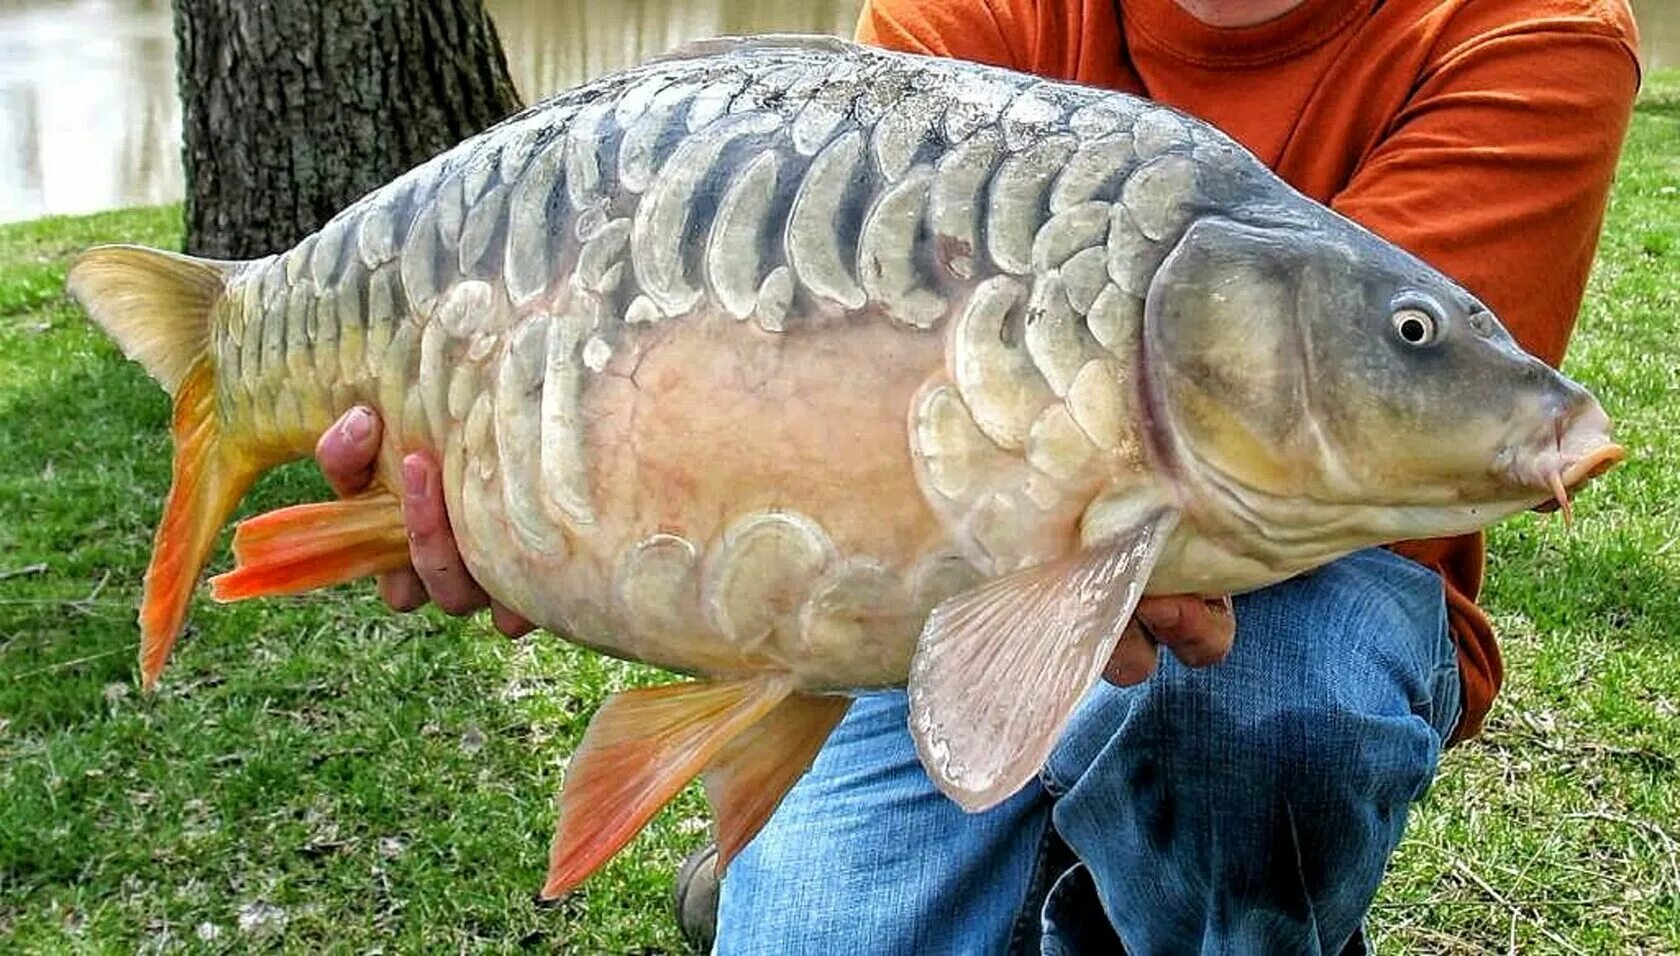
[645,33,864,67]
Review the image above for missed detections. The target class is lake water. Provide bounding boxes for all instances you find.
[0,0,1673,224]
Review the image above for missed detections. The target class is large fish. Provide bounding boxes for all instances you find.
[67,35,1623,898]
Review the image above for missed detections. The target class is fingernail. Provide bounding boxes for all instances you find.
[342,406,372,443]
[402,456,428,499]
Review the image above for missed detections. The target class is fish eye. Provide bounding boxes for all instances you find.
[1391,306,1440,347]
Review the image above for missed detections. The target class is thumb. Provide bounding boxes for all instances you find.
[315,406,381,497]
[1102,620,1159,686]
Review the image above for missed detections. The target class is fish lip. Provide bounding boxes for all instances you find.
[1559,442,1625,489]
[1530,441,1623,518]
[1504,402,1624,517]
[1503,394,1620,484]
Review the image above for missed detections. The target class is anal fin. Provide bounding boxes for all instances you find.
[208,492,410,601]
[541,677,791,900]
[702,693,851,873]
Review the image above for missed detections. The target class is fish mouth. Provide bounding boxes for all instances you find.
[1514,400,1625,525]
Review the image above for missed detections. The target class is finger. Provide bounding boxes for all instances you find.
[490,602,535,638]
[1102,621,1159,686]
[401,452,492,617]
[315,406,382,498]
[378,567,427,613]
[1140,594,1235,669]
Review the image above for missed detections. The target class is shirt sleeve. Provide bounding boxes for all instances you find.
[852,0,1029,69]
[1330,17,1641,368]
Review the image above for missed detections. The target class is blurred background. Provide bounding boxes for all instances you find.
[0,0,861,224]
[2,0,1670,226]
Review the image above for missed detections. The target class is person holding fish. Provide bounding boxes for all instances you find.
[73,0,1633,951]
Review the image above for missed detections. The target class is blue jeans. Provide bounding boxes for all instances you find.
[714,548,1463,955]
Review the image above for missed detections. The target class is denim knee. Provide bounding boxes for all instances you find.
[1048,549,1455,804]
[716,692,1055,955]
[1219,681,1445,816]
[1216,550,1456,806]
[1041,549,1461,953]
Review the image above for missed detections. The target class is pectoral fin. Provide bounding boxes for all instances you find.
[907,507,1179,812]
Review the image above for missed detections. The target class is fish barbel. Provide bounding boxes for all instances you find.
[66,35,1624,898]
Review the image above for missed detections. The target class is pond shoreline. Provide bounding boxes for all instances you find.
[0,0,865,225]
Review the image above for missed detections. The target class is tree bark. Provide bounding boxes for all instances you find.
[173,0,523,259]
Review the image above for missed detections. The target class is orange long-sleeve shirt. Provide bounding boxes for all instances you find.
[856,0,1641,741]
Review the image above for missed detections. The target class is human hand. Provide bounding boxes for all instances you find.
[1103,594,1235,686]
[315,406,535,637]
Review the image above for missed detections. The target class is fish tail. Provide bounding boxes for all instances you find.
[540,678,850,899]
[67,245,265,690]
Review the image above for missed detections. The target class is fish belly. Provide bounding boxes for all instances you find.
[439,309,977,690]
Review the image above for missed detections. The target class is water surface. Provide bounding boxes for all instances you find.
[0,0,1671,224]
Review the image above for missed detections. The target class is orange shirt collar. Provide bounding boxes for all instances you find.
[1120,0,1379,67]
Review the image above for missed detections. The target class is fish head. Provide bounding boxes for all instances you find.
[1138,213,1623,551]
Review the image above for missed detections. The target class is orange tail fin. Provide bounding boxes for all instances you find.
[541,678,794,900]
[66,245,266,691]
[209,493,409,602]
[702,693,851,873]
[137,364,260,689]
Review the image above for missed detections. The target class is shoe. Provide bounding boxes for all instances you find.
[673,842,721,953]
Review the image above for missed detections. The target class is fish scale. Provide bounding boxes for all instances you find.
[68,33,1624,905]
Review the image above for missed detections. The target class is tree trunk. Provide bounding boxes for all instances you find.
[173,0,523,259]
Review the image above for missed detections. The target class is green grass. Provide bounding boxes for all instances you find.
[2,74,1678,952]
[0,221,706,948]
